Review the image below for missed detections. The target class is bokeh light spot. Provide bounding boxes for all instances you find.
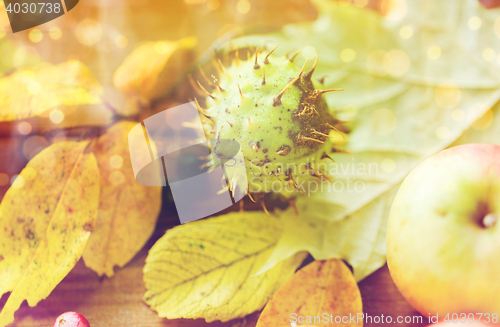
[381,158,396,173]
[383,49,410,76]
[49,26,62,40]
[385,0,408,21]
[75,19,102,46]
[399,26,413,39]
[29,29,43,43]
[436,126,450,139]
[115,35,128,48]
[11,175,25,189]
[109,171,125,185]
[370,108,397,136]
[109,155,124,169]
[434,84,461,109]
[237,0,251,14]
[340,48,356,63]
[18,122,32,135]
[427,45,441,60]
[468,16,482,30]
[50,110,64,124]
[482,48,496,62]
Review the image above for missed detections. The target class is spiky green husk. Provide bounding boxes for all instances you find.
[199,48,342,197]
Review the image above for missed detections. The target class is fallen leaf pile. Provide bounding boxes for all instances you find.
[1,0,500,325]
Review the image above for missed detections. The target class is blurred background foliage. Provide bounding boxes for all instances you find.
[0,0,389,197]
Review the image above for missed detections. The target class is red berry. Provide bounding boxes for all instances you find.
[53,312,90,327]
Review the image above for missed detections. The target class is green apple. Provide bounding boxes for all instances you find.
[387,143,500,319]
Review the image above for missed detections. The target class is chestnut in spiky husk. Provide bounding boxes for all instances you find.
[194,45,344,200]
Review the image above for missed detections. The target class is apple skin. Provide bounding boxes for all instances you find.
[479,0,500,9]
[387,144,500,319]
[53,312,90,327]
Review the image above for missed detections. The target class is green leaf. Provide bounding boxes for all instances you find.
[227,0,500,281]
[0,141,100,327]
[0,60,102,122]
[143,211,306,322]
[258,190,397,281]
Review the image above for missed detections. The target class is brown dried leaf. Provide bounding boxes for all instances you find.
[257,259,363,327]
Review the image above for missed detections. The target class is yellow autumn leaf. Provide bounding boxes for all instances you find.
[0,39,44,74]
[0,141,100,327]
[82,121,162,277]
[0,60,102,122]
[113,36,197,112]
[257,259,363,327]
[143,211,307,322]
